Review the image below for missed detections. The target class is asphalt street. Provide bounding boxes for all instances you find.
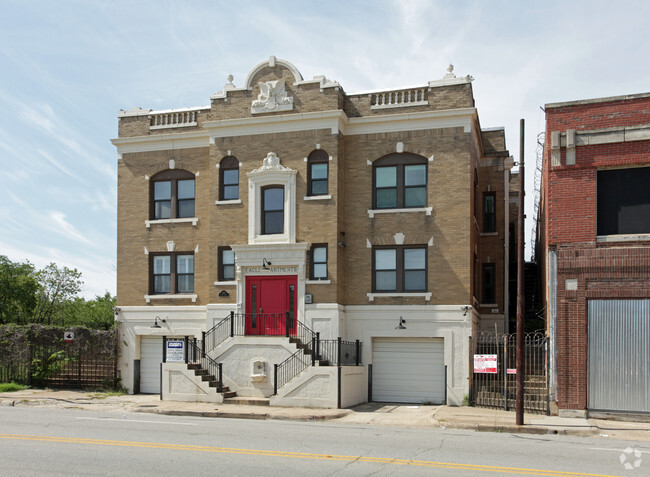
[1,406,648,476]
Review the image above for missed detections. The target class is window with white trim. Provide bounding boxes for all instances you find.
[373,153,427,209]
[151,169,195,219]
[373,246,427,292]
[151,253,194,294]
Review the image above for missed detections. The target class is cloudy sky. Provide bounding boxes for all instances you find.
[1,0,648,298]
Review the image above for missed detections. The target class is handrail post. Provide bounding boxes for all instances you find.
[162,336,167,363]
[311,337,316,366]
[192,337,197,362]
[337,337,342,367]
[274,364,278,395]
[201,331,206,358]
[218,363,223,391]
[184,336,189,364]
[316,332,320,359]
[355,339,360,366]
[230,311,235,337]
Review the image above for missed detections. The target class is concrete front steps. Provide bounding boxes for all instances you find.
[187,363,236,398]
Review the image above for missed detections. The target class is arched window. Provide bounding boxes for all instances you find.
[220,156,239,201]
[372,153,427,209]
[150,169,195,219]
[307,150,328,196]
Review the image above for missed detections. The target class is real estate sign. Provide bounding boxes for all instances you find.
[166,339,184,362]
[473,354,497,374]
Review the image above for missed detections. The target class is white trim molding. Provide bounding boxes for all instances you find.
[367,292,432,302]
[145,217,198,229]
[368,207,432,218]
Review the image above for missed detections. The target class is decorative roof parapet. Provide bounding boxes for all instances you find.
[428,64,474,88]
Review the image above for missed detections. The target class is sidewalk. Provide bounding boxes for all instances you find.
[1,389,649,442]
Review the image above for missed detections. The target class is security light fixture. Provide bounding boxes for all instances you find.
[151,316,166,328]
[462,305,471,316]
[395,316,406,329]
[262,258,272,270]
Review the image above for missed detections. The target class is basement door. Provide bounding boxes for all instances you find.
[245,275,297,335]
[588,299,650,413]
[372,338,445,404]
[140,336,164,394]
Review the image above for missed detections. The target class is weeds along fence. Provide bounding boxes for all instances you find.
[0,325,119,390]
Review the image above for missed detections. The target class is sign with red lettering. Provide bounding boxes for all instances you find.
[473,354,497,374]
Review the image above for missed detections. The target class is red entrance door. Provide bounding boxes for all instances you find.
[245,275,297,335]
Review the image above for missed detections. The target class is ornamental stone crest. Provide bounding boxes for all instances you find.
[251,152,291,173]
[251,78,294,114]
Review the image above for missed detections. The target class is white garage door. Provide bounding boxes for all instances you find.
[372,338,445,404]
[140,337,163,394]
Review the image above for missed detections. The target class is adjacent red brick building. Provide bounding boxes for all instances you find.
[538,93,650,417]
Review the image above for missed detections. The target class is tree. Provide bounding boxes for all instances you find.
[60,292,117,330]
[0,255,39,324]
[32,263,83,325]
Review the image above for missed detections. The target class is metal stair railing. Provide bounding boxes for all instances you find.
[186,337,223,392]
[273,348,311,394]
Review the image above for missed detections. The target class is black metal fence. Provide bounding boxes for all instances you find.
[0,325,119,390]
[471,330,549,414]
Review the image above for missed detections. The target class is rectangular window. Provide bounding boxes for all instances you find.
[483,192,496,233]
[373,155,427,209]
[219,247,235,281]
[177,180,195,218]
[310,244,328,280]
[373,246,427,292]
[597,168,650,235]
[262,187,284,234]
[223,169,239,200]
[375,166,398,208]
[309,162,328,196]
[151,170,195,220]
[482,263,496,304]
[151,253,194,294]
[153,181,172,219]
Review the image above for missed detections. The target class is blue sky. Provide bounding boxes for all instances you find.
[1,0,648,298]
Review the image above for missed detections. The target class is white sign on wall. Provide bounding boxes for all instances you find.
[166,339,184,362]
[473,354,498,374]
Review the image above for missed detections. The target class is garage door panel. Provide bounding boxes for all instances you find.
[372,338,445,404]
[140,337,163,394]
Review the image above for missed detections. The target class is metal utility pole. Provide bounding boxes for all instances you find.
[516,119,526,426]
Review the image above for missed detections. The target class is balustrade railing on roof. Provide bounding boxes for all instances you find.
[370,87,428,110]
[150,108,202,129]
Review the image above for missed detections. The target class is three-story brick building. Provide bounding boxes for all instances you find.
[112,57,515,406]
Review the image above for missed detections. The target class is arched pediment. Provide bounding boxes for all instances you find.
[244,56,304,90]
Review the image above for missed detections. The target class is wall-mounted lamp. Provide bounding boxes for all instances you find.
[395,316,406,329]
[337,241,346,248]
[113,307,121,316]
[219,290,230,297]
[151,316,166,328]
[462,306,471,316]
[262,258,272,270]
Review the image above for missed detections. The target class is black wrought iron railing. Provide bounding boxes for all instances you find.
[186,337,223,392]
[318,338,362,366]
[203,311,319,353]
[274,348,311,394]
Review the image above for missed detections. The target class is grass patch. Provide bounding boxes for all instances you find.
[0,382,29,393]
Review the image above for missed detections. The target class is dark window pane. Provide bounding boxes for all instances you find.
[154,275,170,294]
[224,185,238,200]
[154,181,171,200]
[405,165,426,186]
[223,169,238,185]
[404,248,425,269]
[311,179,328,195]
[376,189,397,208]
[483,194,496,232]
[155,201,171,219]
[153,256,170,274]
[376,271,396,290]
[177,180,194,199]
[404,270,426,291]
[405,187,426,207]
[376,167,397,187]
[177,275,194,293]
[177,199,194,218]
[311,163,328,180]
[264,211,284,234]
[598,168,650,235]
[264,188,284,210]
[313,264,327,279]
[223,265,235,281]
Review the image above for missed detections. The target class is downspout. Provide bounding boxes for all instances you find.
[548,249,557,402]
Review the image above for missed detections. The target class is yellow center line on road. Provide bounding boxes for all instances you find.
[0,433,622,477]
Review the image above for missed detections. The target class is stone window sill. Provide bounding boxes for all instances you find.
[368,207,432,218]
[144,294,197,303]
[306,279,331,285]
[145,217,198,228]
[367,292,432,302]
[214,281,236,286]
[304,195,332,201]
[596,233,650,243]
[215,199,242,205]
